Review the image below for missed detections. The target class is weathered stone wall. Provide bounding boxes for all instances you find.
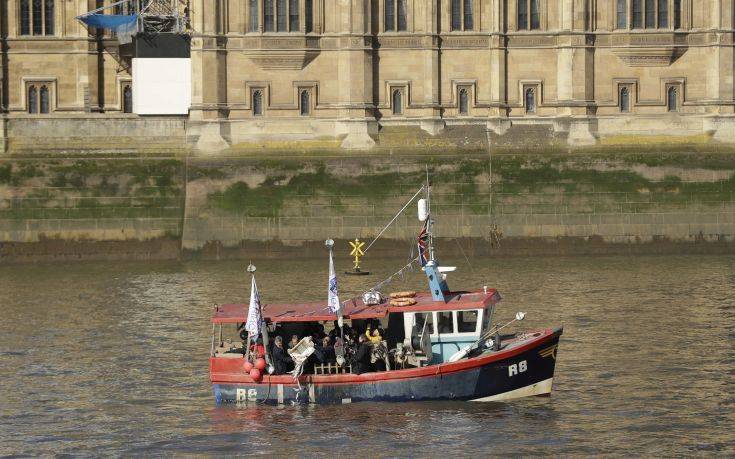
[1,150,734,262]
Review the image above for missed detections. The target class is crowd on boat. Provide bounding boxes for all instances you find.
[236,319,389,375]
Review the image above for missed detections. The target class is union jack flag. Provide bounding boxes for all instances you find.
[417,219,429,266]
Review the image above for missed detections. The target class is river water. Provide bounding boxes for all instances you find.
[1,254,734,456]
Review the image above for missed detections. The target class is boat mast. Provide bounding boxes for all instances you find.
[426,166,435,262]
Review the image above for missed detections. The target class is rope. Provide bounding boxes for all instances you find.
[366,256,419,294]
[363,186,425,254]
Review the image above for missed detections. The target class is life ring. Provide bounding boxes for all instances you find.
[389,298,417,307]
[389,291,416,299]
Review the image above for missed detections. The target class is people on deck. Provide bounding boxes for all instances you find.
[288,335,299,350]
[352,334,373,374]
[272,336,293,375]
[365,324,382,344]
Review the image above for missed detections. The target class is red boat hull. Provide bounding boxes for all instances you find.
[211,327,562,405]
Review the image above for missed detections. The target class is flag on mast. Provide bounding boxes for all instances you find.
[245,275,262,335]
[327,245,341,314]
[417,218,430,266]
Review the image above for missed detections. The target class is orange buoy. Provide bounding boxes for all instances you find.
[244,360,254,372]
[249,368,262,382]
[254,358,267,371]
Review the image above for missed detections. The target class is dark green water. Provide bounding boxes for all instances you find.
[1,255,734,456]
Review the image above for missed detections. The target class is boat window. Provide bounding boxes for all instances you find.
[414,312,434,335]
[438,311,453,334]
[457,310,479,333]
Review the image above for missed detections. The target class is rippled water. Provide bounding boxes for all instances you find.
[1,254,734,456]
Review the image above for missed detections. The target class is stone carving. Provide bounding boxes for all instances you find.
[241,36,321,70]
[440,36,489,48]
[612,47,687,67]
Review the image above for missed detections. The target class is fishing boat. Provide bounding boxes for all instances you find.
[209,180,563,405]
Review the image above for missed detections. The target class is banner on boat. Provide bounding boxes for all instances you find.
[245,276,261,335]
[327,248,341,315]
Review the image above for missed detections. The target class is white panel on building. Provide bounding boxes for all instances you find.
[132,58,191,115]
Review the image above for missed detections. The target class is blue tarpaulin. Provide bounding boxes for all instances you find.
[79,14,137,29]
[79,14,138,43]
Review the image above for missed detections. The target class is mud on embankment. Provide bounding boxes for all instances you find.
[1,149,735,263]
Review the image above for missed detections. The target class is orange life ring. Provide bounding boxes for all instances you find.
[389,291,417,299]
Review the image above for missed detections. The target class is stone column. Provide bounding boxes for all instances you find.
[706,0,735,141]
[336,0,376,149]
[0,0,7,113]
[190,0,229,152]
[556,0,596,145]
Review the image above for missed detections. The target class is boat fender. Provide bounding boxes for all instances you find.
[389,298,417,307]
[244,360,254,372]
[249,368,262,382]
[390,291,417,299]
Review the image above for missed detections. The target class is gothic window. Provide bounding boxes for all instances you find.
[667,86,678,112]
[20,0,54,36]
[632,0,643,28]
[619,86,630,113]
[616,0,627,29]
[264,0,275,31]
[385,0,407,32]
[451,0,473,31]
[289,0,299,31]
[39,85,49,114]
[27,85,38,114]
[306,0,313,32]
[392,89,403,115]
[658,0,668,28]
[262,0,300,32]
[253,90,264,116]
[645,0,655,28]
[517,0,539,30]
[300,90,310,116]
[524,87,536,114]
[463,0,474,30]
[458,88,469,115]
[248,0,259,32]
[620,0,672,29]
[123,84,133,113]
[277,0,288,31]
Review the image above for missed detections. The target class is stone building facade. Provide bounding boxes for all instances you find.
[0,0,734,152]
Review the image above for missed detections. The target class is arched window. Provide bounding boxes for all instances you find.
[44,0,55,35]
[667,86,678,112]
[123,85,133,113]
[645,0,655,28]
[392,89,403,115]
[27,85,38,114]
[616,0,674,30]
[674,0,681,29]
[458,88,469,115]
[253,90,264,116]
[39,85,49,114]
[619,86,630,113]
[524,87,536,114]
[300,90,310,116]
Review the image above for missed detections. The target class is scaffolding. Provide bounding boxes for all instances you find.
[77,0,189,43]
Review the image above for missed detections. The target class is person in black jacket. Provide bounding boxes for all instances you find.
[352,334,373,375]
[271,336,293,375]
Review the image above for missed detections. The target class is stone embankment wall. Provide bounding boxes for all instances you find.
[1,149,734,262]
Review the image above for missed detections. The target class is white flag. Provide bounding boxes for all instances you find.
[245,275,261,335]
[327,249,341,314]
